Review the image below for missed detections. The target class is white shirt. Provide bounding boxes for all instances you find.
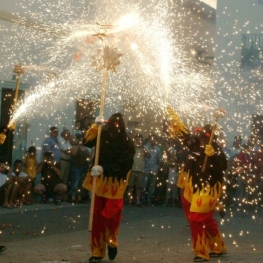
[0,172,8,187]
[58,137,72,160]
[168,167,178,184]
[12,171,28,178]
[132,147,146,172]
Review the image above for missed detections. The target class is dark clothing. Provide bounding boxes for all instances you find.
[235,151,253,173]
[252,150,263,175]
[185,141,227,192]
[180,130,227,260]
[82,113,135,260]
[0,183,8,204]
[41,162,62,190]
[71,147,90,167]
[84,129,135,181]
[70,147,90,196]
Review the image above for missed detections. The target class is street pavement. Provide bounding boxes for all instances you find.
[0,202,263,263]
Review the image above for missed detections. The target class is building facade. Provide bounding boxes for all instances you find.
[214,0,263,144]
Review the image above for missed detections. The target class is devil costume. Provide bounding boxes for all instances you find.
[181,125,227,262]
[83,113,135,262]
[167,106,227,262]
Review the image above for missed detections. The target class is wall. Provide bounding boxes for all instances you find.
[214,0,263,144]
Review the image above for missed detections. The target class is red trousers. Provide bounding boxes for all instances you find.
[181,196,226,260]
[90,195,123,258]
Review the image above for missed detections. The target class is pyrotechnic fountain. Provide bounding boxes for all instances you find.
[0,1,262,261]
[0,0,216,136]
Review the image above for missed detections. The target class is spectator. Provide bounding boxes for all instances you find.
[216,138,232,208]
[0,163,18,208]
[74,120,83,136]
[69,134,90,203]
[34,151,67,205]
[143,133,162,206]
[43,127,60,162]
[227,135,243,206]
[127,134,150,207]
[58,129,72,186]
[128,130,136,141]
[251,144,263,208]
[12,160,33,205]
[163,149,179,207]
[81,117,93,133]
[229,135,242,162]
[24,146,38,181]
[255,139,261,152]
[155,133,170,205]
[247,135,257,150]
[234,144,253,206]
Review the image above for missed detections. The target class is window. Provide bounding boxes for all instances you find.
[241,34,263,72]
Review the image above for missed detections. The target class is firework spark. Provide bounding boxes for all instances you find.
[1,0,216,129]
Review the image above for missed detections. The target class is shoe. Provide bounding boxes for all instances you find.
[108,246,117,260]
[2,205,14,209]
[70,198,78,204]
[54,198,61,205]
[0,245,6,253]
[14,200,22,207]
[209,251,227,257]
[193,256,208,262]
[47,198,54,203]
[88,256,103,262]
[40,195,47,204]
[145,201,153,206]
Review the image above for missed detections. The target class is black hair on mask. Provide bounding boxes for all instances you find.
[199,124,217,140]
[107,112,126,137]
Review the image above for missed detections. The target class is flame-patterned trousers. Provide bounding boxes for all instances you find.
[90,195,123,258]
[181,196,226,260]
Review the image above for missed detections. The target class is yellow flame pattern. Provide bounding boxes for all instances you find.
[190,182,222,213]
[83,171,131,199]
[83,123,98,144]
[0,133,6,145]
[166,106,188,139]
[90,226,119,258]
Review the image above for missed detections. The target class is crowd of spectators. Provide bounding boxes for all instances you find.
[0,125,92,208]
[1,121,263,211]
[127,130,263,210]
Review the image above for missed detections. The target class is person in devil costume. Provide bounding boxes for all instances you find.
[181,125,227,262]
[167,107,227,262]
[82,113,135,263]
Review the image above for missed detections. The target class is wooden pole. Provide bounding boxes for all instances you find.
[201,117,219,172]
[14,72,21,108]
[88,61,108,232]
